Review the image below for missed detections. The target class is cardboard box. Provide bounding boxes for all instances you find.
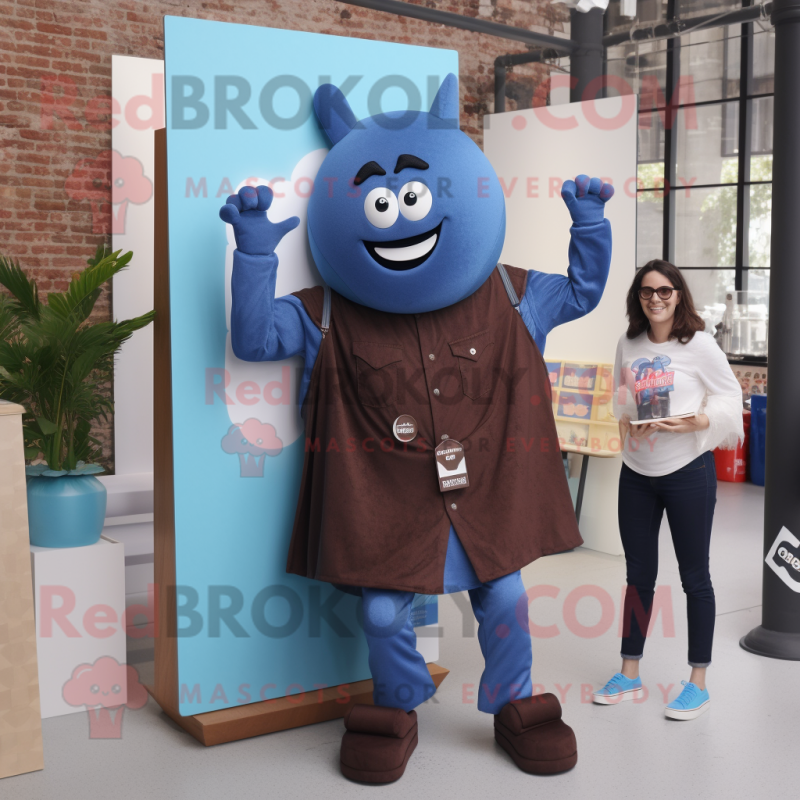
[0,401,44,778]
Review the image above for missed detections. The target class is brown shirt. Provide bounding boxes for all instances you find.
[287,266,582,594]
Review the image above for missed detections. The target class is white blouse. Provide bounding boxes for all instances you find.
[613,330,744,476]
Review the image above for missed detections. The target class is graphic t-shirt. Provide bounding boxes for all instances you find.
[613,330,742,476]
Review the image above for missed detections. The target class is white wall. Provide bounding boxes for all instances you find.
[484,92,638,554]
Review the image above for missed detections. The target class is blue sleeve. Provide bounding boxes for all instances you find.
[519,219,612,353]
[230,249,322,363]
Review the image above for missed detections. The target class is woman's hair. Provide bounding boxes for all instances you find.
[625,260,705,342]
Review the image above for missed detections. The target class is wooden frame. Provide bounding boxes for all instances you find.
[146,128,447,746]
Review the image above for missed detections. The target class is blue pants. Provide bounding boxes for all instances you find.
[361,526,532,714]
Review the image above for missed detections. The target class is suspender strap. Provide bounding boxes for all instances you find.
[321,284,331,338]
[497,263,520,311]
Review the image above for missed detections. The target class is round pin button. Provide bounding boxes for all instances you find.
[470,348,477,355]
[393,414,418,443]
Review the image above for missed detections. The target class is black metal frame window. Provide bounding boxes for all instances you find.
[606,1,774,333]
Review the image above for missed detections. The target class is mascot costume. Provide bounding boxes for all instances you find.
[220,73,613,783]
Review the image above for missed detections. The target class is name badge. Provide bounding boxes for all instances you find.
[393,415,417,443]
[434,438,469,492]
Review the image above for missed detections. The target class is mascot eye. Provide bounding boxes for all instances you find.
[398,181,432,222]
[90,685,100,694]
[364,187,398,229]
[111,684,121,694]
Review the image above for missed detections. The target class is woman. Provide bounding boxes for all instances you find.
[592,260,743,720]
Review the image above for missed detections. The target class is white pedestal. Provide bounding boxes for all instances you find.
[30,536,127,718]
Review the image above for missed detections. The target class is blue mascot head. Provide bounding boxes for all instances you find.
[307,73,505,315]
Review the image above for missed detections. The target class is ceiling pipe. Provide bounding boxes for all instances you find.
[494,49,564,113]
[338,0,574,52]
[603,1,773,48]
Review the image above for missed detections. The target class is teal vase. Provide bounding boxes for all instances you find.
[27,475,107,548]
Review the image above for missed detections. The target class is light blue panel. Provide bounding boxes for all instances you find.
[164,16,456,715]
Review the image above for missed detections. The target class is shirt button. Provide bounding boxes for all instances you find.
[433,388,440,396]
[441,434,448,440]
[469,348,477,355]
[451,503,457,510]
[428,353,435,361]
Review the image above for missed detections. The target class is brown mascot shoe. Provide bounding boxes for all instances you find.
[340,704,418,784]
[494,693,577,775]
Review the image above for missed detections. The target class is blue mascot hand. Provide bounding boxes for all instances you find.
[219,185,300,256]
[560,174,614,227]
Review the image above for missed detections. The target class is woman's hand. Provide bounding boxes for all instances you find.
[618,414,630,449]
[619,414,657,447]
[650,414,709,434]
[628,421,658,438]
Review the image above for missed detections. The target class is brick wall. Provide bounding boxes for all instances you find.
[0,0,569,471]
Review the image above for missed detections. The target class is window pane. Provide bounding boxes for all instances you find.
[638,110,664,190]
[730,270,770,358]
[675,185,738,267]
[750,96,773,180]
[679,32,740,104]
[675,102,739,187]
[680,268,736,333]
[629,42,668,110]
[605,57,630,98]
[748,183,772,267]
[751,30,775,95]
[637,192,663,267]
[743,268,770,303]
[638,163,665,190]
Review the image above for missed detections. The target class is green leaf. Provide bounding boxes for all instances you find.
[0,256,41,321]
[35,416,59,435]
[23,446,40,460]
[47,249,134,320]
[2,247,154,474]
[0,296,18,342]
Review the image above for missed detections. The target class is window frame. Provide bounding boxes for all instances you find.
[633,1,773,291]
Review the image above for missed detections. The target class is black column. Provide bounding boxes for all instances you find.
[570,7,604,103]
[741,0,800,660]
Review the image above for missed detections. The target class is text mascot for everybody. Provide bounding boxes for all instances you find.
[220,73,613,784]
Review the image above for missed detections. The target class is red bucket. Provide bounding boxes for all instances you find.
[714,410,750,483]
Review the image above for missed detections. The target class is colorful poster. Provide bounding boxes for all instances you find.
[545,361,563,387]
[164,16,456,715]
[557,391,593,420]
[630,355,675,421]
[562,363,597,391]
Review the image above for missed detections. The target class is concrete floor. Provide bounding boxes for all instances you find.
[6,481,798,800]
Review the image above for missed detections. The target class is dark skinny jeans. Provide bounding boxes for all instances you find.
[618,451,717,667]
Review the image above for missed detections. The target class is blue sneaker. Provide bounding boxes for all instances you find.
[592,673,643,704]
[665,681,710,720]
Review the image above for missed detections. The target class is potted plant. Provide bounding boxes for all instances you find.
[0,246,154,547]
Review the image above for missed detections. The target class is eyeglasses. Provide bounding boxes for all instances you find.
[638,286,676,301]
